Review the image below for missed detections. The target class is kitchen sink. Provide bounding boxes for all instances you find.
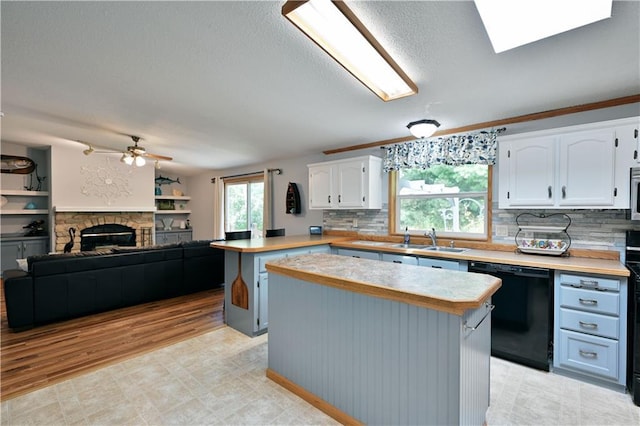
[421,246,469,253]
[391,243,430,249]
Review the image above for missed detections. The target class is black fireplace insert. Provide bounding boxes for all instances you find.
[80,224,136,251]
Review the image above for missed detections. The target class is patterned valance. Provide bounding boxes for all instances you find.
[382,129,502,172]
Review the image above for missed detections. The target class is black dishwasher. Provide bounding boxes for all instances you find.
[468,261,553,371]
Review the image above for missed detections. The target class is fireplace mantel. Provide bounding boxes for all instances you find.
[54,206,156,212]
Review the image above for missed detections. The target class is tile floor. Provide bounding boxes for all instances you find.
[1,326,639,425]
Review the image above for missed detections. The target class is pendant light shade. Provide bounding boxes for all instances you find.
[407,119,441,138]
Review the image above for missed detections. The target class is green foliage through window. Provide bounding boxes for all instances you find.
[225,180,264,232]
[397,165,488,237]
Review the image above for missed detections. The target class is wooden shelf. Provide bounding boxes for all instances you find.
[1,190,49,196]
[155,210,191,214]
[0,209,49,215]
[155,195,191,201]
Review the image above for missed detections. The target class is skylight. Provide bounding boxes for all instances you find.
[474,0,613,53]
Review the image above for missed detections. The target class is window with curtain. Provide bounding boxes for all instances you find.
[224,174,264,233]
[384,129,500,240]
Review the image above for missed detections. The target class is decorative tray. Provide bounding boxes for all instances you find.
[518,247,567,256]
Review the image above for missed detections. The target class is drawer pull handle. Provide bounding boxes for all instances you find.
[578,321,598,329]
[580,279,599,288]
[578,298,598,305]
[579,349,598,359]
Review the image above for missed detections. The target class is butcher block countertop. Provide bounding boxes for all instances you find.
[210,235,349,253]
[266,253,502,316]
[332,240,630,277]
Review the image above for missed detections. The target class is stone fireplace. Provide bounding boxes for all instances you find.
[54,211,154,253]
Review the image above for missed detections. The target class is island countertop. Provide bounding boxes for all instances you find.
[210,235,349,253]
[266,253,501,315]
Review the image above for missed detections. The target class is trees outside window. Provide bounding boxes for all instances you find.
[225,176,264,233]
[394,164,490,239]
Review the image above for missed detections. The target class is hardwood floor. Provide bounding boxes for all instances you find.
[0,281,225,402]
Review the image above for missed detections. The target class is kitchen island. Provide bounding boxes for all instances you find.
[210,235,349,336]
[265,253,502,425]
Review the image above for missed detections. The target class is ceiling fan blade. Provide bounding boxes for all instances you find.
[144,153,173,161]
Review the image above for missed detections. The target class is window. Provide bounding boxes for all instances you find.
[224,175,264,233]
[391,164,491,239]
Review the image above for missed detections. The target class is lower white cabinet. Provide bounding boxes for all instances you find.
[553,271,627,389]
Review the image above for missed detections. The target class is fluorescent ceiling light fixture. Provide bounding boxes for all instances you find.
[282,0,417,101]
[474,0,612,53]
[407,119,440,138]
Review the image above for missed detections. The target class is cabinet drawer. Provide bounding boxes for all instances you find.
[559,286,619,316]
[336,248,380,261]
[417,257,459,270]
[381,253,418,265]
[559,273,620,291]
[559,308,619,339]
[558,329,618,380]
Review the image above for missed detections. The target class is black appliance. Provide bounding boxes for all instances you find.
[468,261,553,371]
[625,230,640,406]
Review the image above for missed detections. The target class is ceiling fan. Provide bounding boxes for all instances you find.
[81,135,172,168]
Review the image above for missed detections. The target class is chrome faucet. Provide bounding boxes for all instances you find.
[426,228,437,247]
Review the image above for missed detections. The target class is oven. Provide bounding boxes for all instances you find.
[625,230,640,406]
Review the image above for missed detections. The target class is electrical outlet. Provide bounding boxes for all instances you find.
[353,218,358,228]
[495,225,508,237]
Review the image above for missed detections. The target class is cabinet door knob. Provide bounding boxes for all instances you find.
[548,186,552,198]
[562,185,567,199]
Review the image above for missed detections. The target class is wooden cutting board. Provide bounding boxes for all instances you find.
[231,254,249,309]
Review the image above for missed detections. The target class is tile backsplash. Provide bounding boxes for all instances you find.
[323,203,640,254]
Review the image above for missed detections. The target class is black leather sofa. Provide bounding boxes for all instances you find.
[2,240,224,331]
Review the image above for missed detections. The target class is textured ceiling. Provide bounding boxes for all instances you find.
[1,1,639,175]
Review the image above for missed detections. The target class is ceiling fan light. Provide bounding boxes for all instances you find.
[407,119,441,138]
[122,154,134,165]
[154,160,161,170]
[135,156,146,167]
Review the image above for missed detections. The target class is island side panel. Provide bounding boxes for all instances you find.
[459,299,492,425]
[268,273,468,425]
[224,250,257,337]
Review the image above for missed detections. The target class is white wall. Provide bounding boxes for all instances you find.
[50,143,155,211]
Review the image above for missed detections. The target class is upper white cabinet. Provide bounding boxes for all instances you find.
[308,155,382,210]
[498,117,638,209]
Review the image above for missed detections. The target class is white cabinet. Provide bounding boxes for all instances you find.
[498,118,638,209]
[553,271,627,389]
[308,155,382,210]
[557,129,615,206]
